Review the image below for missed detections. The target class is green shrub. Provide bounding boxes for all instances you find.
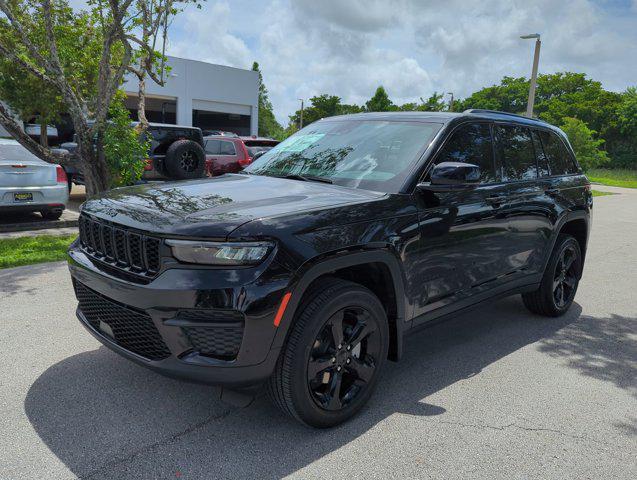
[104,91,150,188]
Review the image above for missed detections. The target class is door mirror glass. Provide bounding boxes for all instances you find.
[430,161,481,185]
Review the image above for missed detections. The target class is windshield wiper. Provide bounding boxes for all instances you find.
[282,173,333,184]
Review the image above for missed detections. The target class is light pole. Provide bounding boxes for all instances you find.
[446,92,454,112]
[298,99,304,129]
[520,33,541,118]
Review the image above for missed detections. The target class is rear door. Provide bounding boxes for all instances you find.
[493,124,551,277]
[412,122,513,318]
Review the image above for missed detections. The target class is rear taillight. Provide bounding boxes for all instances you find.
[143,158,154,171]
[56,165,67,183]
[238,157,252,167]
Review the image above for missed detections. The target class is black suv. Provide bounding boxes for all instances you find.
[68,110,592,427]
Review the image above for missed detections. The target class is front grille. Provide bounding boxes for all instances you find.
[178,310,244,360]
[78,214,162,280]
[74,281,171,361]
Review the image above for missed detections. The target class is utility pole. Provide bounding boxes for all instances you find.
[447,92,454,112]
[298,99,304,129]
[520,33,541,117]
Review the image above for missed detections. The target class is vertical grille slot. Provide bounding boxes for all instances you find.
[114,229,127,264]
[78,214,162,281]
[102,224,114,260]
[145,237,161,273]
[128,233,143,270]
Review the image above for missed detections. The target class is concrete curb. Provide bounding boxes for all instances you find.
[0,218,78,234]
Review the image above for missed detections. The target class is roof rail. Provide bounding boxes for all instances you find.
[463,109,545,122]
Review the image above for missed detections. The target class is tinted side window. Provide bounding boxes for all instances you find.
[539,131,578,175]
[219,141,237,155]
[531,130,550,177]
[205,140,220,154]
[435,123,496,183]
[494,125,537,181]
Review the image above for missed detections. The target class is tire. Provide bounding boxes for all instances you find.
[40,209,63,220]
[268,278,389,428]
[522,234,582,317]
[163,140,205,180]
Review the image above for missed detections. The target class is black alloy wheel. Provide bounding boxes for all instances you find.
[307,306,381,411]
[522,234,582,317]
[268,278,389,428]
[552,244,578,309]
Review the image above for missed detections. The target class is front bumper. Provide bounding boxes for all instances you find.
[68,243,292,388]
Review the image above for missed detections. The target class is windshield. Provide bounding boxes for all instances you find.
[244,120,441,192]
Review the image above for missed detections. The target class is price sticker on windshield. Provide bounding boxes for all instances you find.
[279,134,325,153]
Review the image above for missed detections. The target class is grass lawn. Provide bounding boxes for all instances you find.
[592,190,615,197]
[587,169,637,188]
[0,234,76,269]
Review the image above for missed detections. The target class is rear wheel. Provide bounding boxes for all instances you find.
[268,278,389,428]
[522,234,582,317]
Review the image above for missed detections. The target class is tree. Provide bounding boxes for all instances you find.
[252,61,283,139]
[560,117,608,171]
[365,86,394,112]
[0,58,64,146]
[287,94,362,128]
[0,0,193,195]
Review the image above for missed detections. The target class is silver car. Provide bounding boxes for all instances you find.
[0,138,69,220]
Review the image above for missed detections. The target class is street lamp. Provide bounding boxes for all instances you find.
[446,92,454,112]
[520,33,541,118]
[298,99,304,129]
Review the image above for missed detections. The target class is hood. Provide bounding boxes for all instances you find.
[81,174,382,237]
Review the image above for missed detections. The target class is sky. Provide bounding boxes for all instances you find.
[106,1,637,124]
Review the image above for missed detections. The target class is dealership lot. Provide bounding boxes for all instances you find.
[1,186,635,480]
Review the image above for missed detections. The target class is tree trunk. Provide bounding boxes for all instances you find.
[39,118,48,147]
[136,72,148,130]
[76,130,110,197]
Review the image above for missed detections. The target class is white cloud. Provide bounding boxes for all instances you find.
[165,0,637,124]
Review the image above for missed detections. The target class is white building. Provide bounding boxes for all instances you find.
[123,56,259,136]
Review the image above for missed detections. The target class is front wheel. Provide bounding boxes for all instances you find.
[268,278,389,428]
[522,234,582,317]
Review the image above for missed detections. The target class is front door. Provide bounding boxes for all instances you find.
[411,122,513,319]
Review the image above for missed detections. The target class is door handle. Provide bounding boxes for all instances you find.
[485,195,506,206]
[545,188,560,196]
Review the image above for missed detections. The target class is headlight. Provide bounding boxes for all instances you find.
[165,240,274,266]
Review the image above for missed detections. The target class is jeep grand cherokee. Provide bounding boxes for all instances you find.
[68,110,591,428]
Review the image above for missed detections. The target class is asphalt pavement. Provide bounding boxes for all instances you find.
[0,186,635,479]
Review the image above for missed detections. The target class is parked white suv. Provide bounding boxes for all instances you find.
[0,138,69,220]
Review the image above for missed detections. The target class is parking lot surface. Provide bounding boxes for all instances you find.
[1,186,635,479]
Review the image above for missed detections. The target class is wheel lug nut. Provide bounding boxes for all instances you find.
[346,345,351,351]
[338,344,342,350]
[337,366,342,371]
[346,358,351,364]
[331,357,336,363]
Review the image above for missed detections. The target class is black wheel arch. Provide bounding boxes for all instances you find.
[542,210,590,276]
[270,248,408,362]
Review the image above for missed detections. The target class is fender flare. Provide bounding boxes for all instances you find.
[271,249,408,361]
[541,210,590,273]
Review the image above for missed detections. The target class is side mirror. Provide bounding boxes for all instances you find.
[417,161,480,192]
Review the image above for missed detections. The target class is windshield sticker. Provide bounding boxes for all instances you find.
[279,134,325,153]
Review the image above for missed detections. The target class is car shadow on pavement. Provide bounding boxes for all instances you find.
[25,296,585,479]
